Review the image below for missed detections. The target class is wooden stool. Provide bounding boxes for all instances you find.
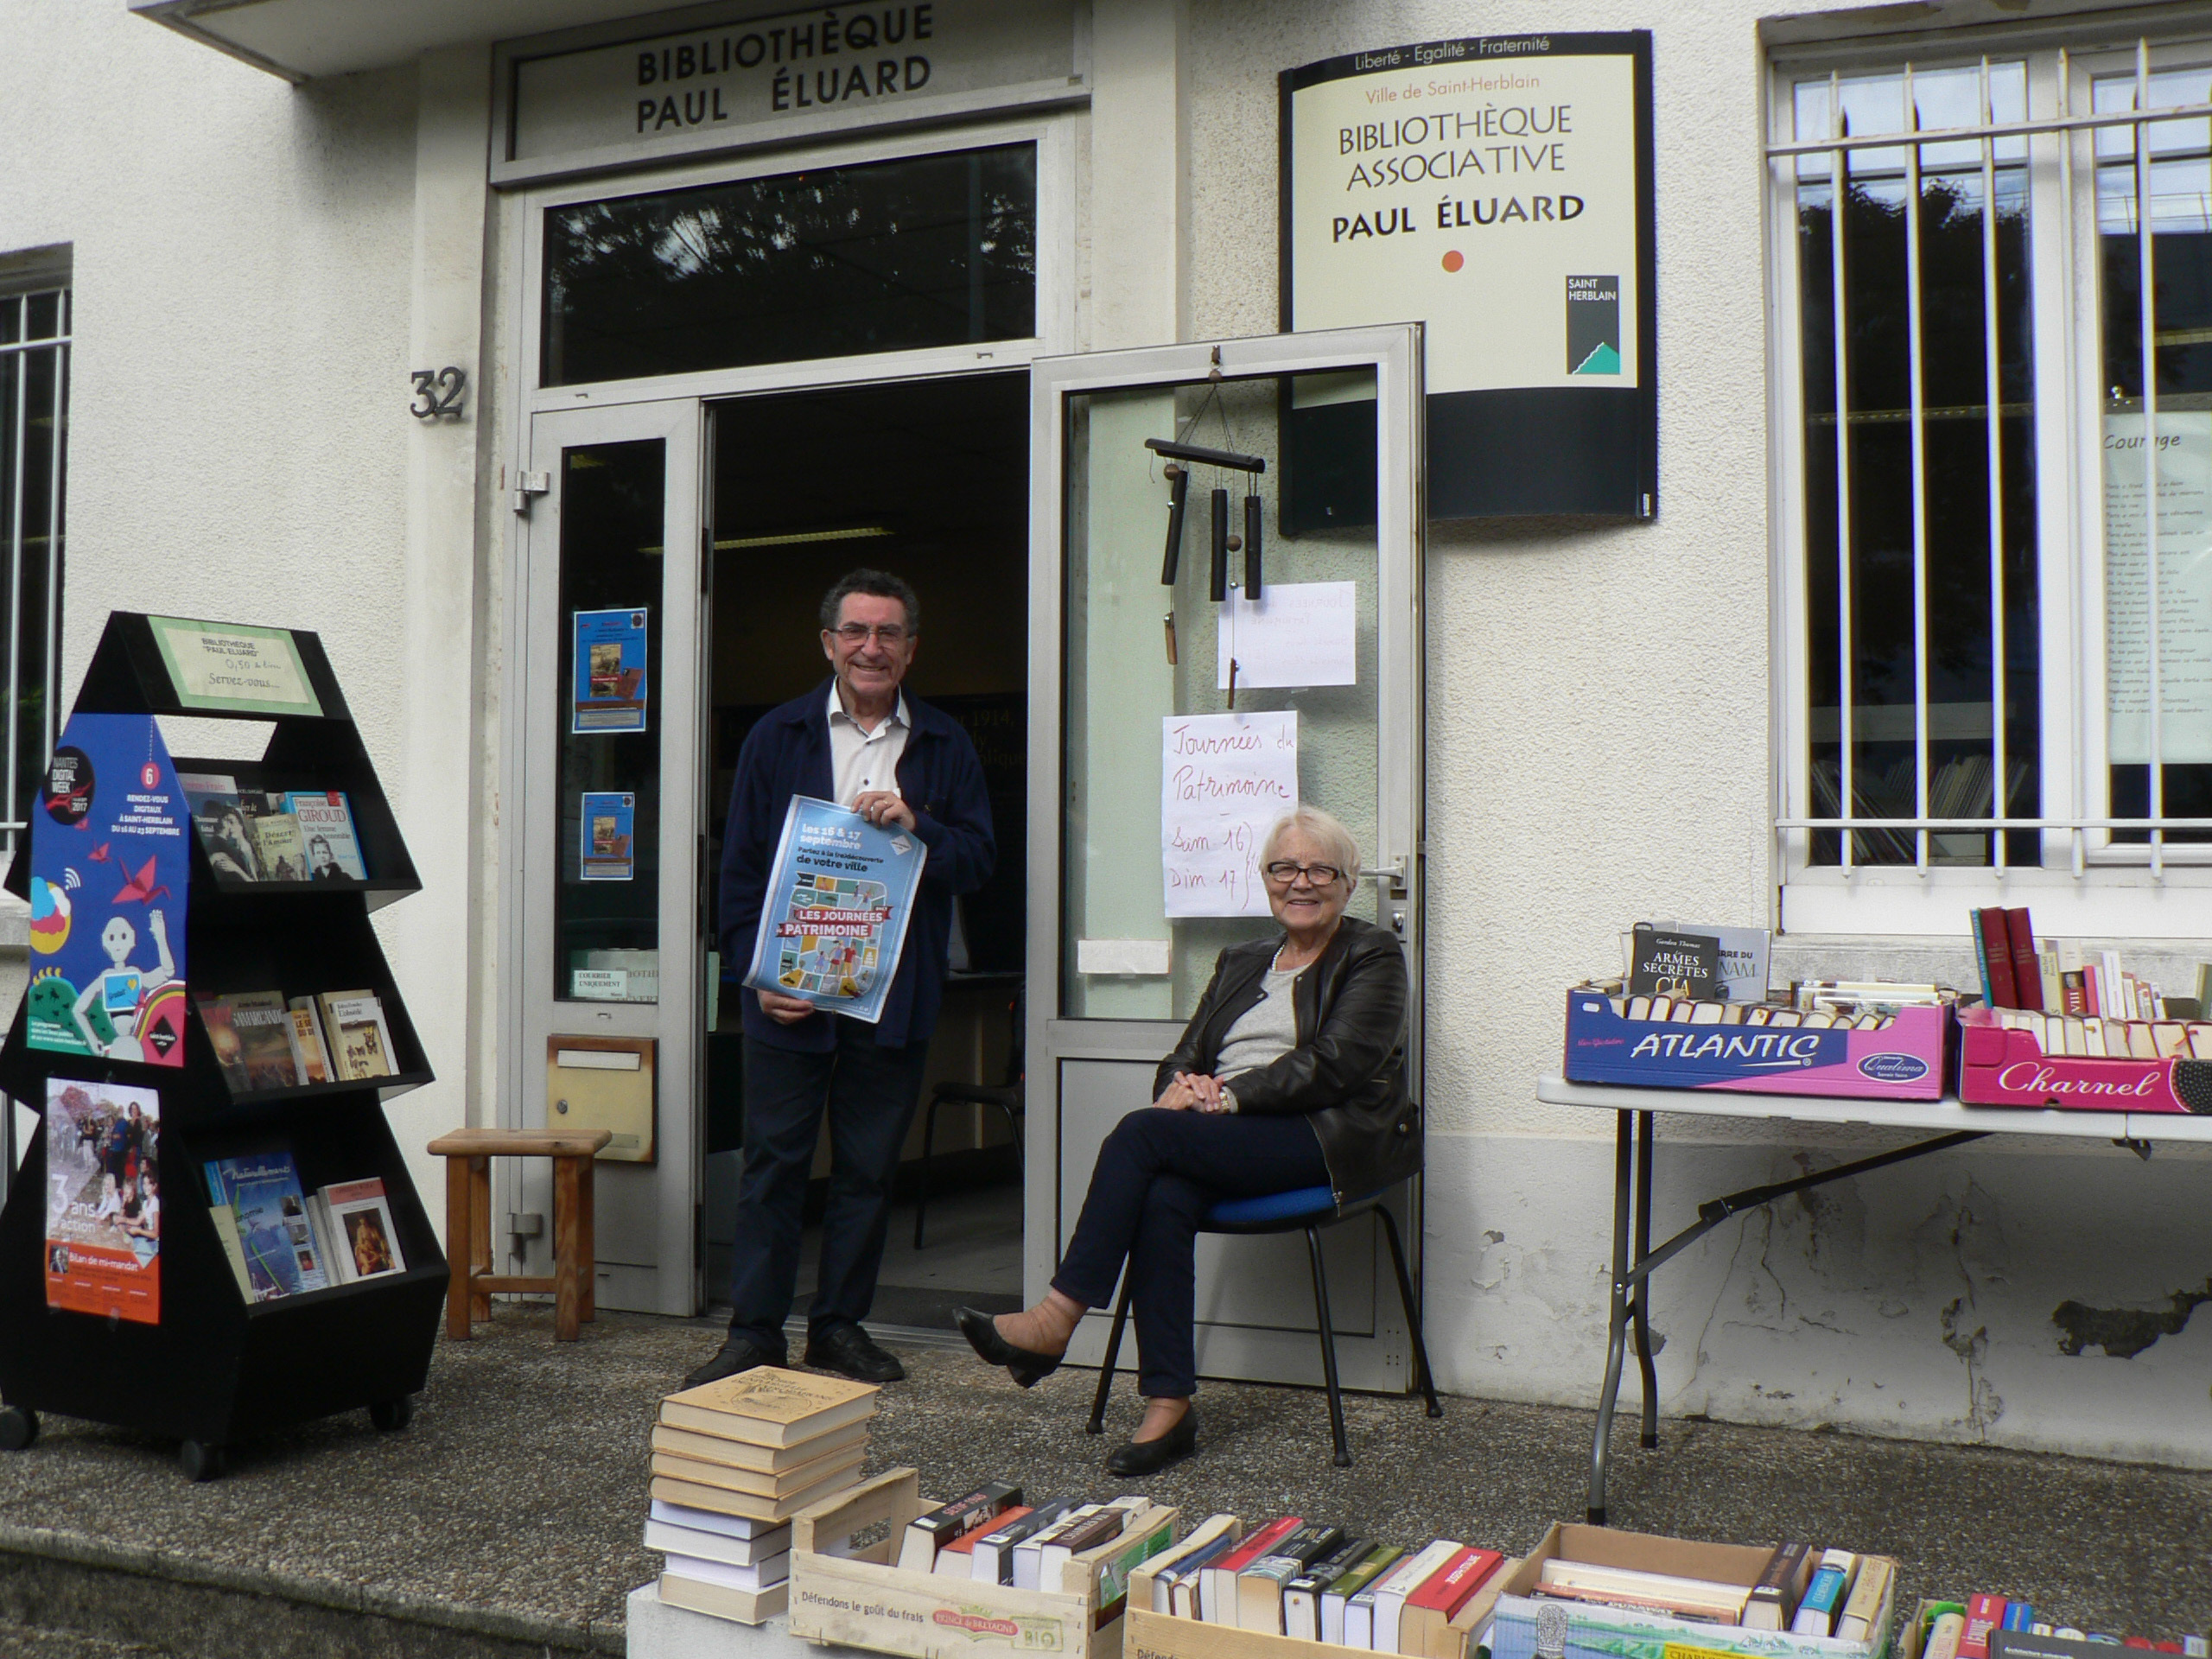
[427,1128,611,1342]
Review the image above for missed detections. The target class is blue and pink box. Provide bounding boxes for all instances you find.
[1562,990,1955,1101]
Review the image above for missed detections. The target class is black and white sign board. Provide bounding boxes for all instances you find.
[1281,33,1656,518]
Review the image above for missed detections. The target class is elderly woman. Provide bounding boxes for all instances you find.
[955,805,1417,1473]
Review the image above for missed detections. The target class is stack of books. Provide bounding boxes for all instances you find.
[1968,906,2204,1025]
[1529,1543,1893,1639]
[204,1154,404,1301]
[646,1368,879,1626]
[891,1486,1175,1599]
[1921,1592,2209,1659]
[1142,1515,1507,1654]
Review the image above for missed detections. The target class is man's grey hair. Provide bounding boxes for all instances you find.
[1260,806,1363,885]
[820,568,920,633]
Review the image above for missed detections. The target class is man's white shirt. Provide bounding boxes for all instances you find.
[826,682,910,809]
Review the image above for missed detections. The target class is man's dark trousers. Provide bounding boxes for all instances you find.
[728,1019,932,1352]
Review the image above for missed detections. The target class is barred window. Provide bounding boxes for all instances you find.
[0,257,67,859]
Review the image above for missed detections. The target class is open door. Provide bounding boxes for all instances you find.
[509,400,706,1317]
[1027,326,1424,1391]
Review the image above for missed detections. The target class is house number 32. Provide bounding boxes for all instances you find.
[410,366,467,420]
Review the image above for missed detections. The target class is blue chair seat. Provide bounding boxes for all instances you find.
[1087,1176,1440,1465]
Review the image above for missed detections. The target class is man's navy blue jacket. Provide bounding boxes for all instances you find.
[719,679,995,1052]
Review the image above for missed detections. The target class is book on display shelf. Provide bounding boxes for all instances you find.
[972,1497,1077,1585]
[1143,1515,1241,1613]
[1282,1535,1373,1640]
[1322,1546,1407,1645]
[896,1479,1024,1571]
[935,1505,1033,1576]
[318,990,396,1083]
[243,791,311,882]
[287,790,369,880]
[1237,1522,1346,1631]
[285,998,332,1084]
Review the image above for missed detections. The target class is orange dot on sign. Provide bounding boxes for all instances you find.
[1442,250,1465,273]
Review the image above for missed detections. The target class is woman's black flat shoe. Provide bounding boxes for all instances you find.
[1104,1408,1197,1476]
[954,1306,1064,1389]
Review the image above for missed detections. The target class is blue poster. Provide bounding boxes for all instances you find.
[571,607,648,734]
[28,714,190,1066]
[580,791,635,881]
[743,796,927,1025]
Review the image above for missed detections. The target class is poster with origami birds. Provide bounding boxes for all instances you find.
[28,713,190,1066]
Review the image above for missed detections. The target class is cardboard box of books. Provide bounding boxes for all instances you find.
[1562,991,1953,1102]
[1483,1525,1898,1659]
[789,1467,1178,1659]
[1956,1006,2210,1114]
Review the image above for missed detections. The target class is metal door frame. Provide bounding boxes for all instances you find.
[1025,323,1426,1390]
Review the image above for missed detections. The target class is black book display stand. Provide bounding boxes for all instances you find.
[0,612,446,1479]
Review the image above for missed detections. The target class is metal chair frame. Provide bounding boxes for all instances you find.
[1084,1185,1441,1465]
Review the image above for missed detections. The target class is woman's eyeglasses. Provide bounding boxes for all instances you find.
[1263,861,1343,887]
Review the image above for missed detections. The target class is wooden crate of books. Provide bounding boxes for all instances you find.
[789,1468,1177,1659]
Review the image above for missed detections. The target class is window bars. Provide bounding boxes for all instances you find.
[1775,42,2212,878]
[0,283,65,861]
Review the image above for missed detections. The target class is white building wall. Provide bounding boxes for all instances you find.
[1179,0,2212,1467]
[5,0,2210,1466]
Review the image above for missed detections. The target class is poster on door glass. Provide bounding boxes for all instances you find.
[580,791,636,880]
[2105,412,2212,764]
[571,607,649,734]
[743,796,927,1024]
[44,1077,162,1325]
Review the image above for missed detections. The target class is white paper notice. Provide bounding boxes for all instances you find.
[1161,712,1299,918]
[2105,412,2212,764]
[1217,582,1358,690]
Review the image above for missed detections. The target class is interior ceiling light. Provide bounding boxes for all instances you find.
[713,526,895,551]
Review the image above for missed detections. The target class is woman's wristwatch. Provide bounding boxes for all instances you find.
[1217,1086,1239,1115]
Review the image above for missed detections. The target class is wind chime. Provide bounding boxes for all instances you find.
[1145,435,1266,705]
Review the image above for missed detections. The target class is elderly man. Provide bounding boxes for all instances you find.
[687,569,995,1388]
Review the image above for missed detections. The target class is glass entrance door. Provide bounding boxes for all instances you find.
[1027,327,1424,1392]
[513,401,705,1316]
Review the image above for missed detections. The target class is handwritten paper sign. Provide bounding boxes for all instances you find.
[148,617,321,718]
[2105,412,2212,763]
[1161,711,1298,918]
[1217,581,1357,690]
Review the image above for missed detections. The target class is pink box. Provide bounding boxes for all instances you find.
[1956,1006,2210,1114]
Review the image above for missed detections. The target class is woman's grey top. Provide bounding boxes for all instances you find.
[1211,965,1301,1105]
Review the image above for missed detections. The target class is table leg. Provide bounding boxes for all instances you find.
[1632,1109,1659,1449]
[578,1155,597,1323]
[553,1155,583,1342]
[1587,1109,1634,1525]
[468,1155,493,1321]
[442,1155,473,1340]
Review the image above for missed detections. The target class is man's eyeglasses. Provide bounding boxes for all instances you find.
[1263,861,1344,887]
[830,623,910,645]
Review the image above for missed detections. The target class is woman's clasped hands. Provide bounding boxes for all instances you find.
[1154,1071,1232,1113]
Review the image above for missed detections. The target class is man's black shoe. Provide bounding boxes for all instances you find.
[804,1324,906,1382]
[682,1334,785,1390]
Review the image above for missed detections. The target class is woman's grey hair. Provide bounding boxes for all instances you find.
[1260,806,1362,885]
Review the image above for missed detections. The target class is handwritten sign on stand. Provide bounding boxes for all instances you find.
[1161,712,1298,918]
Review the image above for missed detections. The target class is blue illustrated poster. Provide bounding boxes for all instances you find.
[28,714,190,1066]
[743,796,927,1025]
[580,791,635,881]
[571,607,649,734]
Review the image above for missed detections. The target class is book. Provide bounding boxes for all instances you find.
[1790,1549,1858,1636]
[321,1177,405,1281]
[659,1550,789,1592]
[651,1420,868,1474]
[205,1152,331,1301]
[1204,1516,1304,1624]
[896,1481,1023,1572]
[1039,1504,1136,1586]
[648,1498,783,1541]
[644,1516,791,1567]
[207,1202,254,1300]
[1324,1547,1407,1646]
[973,1498,1077,1586]
[288,790,369,880]
[230,991,302,1090]
[1743,1541,1814,1630]
[1975,910,2021,1008]
[1172,1537,1243,1618]
[937,1507,1032,1577]
[656,1571,787,1627]
[1238,1522,1347,1631]
[2003,911,2043,1011]
[650,1445,867,1498]
[285,998,332,1085]
[1355,1541,1460,1651]
[1398,1547,1504,1657]
[319,991,397,1082]
[1654,921,1770,1002]
[1089,1506,1179,1622]
[659,1366,878,1448]
[1537,1559,1751,1624]
[1285,1536,1372,1641]
[648,1462,859,1522]
[2037,943,2063,1013]
[1965,1594,2011,1659]
[194,995,251,1093]
[1929,1613,1969,1659]
[181,772,264,881]
[1144,1515,1243,1612]
[244,793,309,882]
[1629,925,1722,1001]
[1836,1557,1897,1643]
